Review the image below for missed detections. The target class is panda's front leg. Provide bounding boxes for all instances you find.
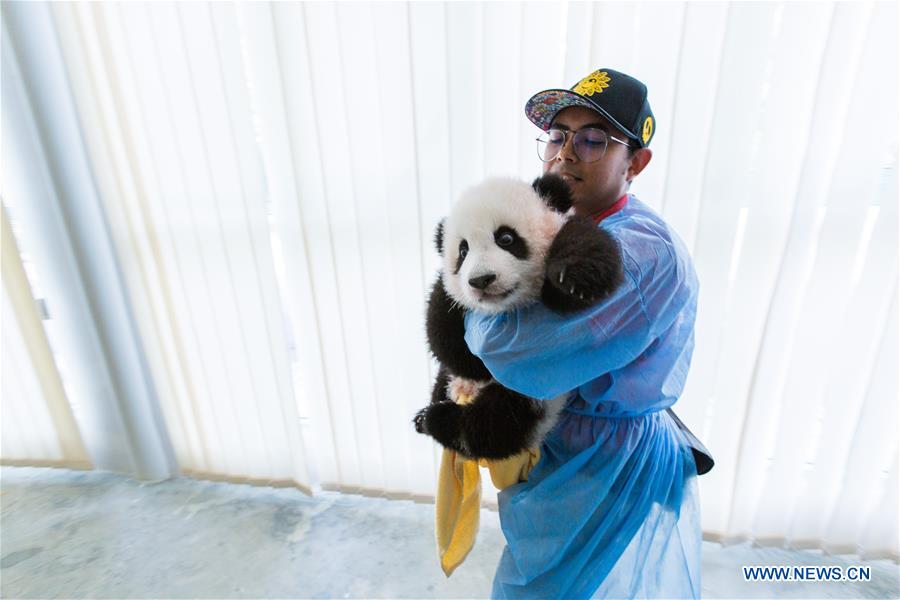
[426,274,492,381]
[543,217,625,313]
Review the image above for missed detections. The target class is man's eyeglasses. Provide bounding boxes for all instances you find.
[536,127,631,163]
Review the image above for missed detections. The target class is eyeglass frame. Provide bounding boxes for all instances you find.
[535,126,632,163]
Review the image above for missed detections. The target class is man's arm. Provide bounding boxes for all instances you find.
[464,231,694,400]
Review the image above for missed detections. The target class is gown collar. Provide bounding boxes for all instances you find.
[593,193,629,225]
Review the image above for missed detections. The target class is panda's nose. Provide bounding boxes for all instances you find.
[468,274,496,290]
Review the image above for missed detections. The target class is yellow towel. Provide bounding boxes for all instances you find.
[435,392,541,576]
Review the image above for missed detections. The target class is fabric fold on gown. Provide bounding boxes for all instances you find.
[492,409,700,599]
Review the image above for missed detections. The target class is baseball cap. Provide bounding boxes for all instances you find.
[525,68,656,148]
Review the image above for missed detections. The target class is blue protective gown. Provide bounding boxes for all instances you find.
[464,194,702,599]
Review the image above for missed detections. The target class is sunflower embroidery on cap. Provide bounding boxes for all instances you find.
[525,68,655,140]
[574,70,611,96]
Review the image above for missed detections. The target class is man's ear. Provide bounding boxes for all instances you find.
[434,219,445,256]
[626,148,652,183]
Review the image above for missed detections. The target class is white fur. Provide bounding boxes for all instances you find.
[442,178,566,315]
[446,376,487,405]
[528,393,570,448]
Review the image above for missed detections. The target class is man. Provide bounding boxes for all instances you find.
[464,69,710,598]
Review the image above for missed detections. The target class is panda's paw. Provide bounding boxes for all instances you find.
[543,217,624,312]
[413,401,464,449]
[413,407,429,434]
[544,260,600,309]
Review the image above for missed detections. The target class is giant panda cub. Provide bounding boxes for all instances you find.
[413,174,624,460]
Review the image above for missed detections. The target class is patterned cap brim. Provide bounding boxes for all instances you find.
[525,89,638,141]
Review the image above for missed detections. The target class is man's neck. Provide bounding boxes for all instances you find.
[575,193,629,222]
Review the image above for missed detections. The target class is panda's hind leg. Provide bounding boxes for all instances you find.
[429,365,452,406]
[413,365,460,442]
[460,383,544,460]
[415,400,467,455]
[414,375,546,460]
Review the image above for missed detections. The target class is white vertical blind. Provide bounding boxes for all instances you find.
[4,1,896,559]
[1,206,91,469]
[688,1,898,555]
[251,1,441,497]
[44,1,312,489]
[3,2,175,478]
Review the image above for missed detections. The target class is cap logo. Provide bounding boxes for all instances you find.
[642,116,653,144]
[574,70,611,97]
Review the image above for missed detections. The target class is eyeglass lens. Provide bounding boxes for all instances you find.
[537,128,609,163]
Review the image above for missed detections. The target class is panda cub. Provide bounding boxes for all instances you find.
[414,174,624,460]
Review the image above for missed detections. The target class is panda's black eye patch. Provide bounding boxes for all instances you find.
[494,226,529,259]
[455,239,468,273]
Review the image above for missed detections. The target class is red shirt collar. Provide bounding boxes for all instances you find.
[593,194,629,225]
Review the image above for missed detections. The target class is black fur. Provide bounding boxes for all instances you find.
[454,240,468,274]
[425,276,491,381]
[430,365,453,405]
[542,217,624,312]
[434,220,445,255]
[416,400,465,453]
[532,174,574,213]
[459,383,545,459]
[494,226,529,259]
[414,175,624,460]
[416,382,546,459]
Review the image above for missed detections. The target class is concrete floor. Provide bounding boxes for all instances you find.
[1,466,897,599]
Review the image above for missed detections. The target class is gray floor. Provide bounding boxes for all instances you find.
[1,467,897,599]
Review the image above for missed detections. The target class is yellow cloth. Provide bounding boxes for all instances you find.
[434,392,541,576]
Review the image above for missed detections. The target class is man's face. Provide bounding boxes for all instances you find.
[541,106,650,217]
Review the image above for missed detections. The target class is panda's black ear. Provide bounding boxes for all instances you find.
[434,219,445,256]
[532,174,574,214]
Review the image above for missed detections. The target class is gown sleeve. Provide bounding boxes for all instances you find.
[463,223,694,400]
